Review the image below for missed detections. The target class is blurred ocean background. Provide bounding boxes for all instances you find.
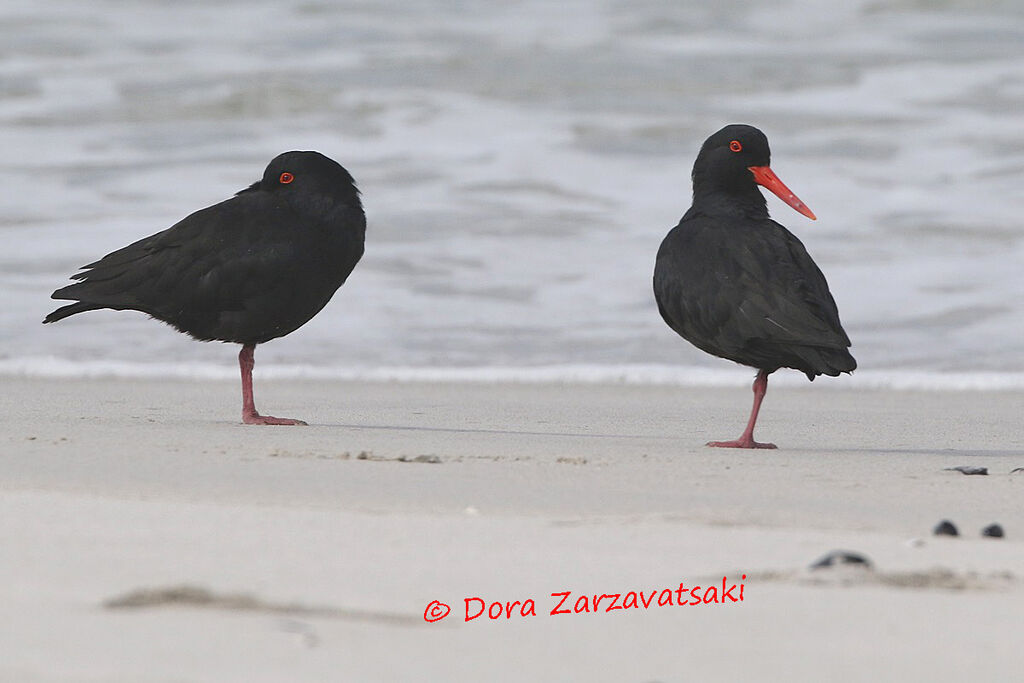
[2,0,1023,388]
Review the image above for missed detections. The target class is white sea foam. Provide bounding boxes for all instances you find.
[3,356,1022,392]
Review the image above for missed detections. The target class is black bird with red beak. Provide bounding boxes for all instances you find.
[45,151,365,425]
[654,124,855,448]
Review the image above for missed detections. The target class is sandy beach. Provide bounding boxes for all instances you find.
[6,1,1024,680]
[1,377,1021,682]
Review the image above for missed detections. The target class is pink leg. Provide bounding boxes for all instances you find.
[239,344,307,426]
[707,369,776,449]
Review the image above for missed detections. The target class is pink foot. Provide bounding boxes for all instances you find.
[238,345,307,425]
[707,370,776,449]
[707,438,777,449]
[243,411,308,426]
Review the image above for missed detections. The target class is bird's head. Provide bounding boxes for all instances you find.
[238,151,362,214]
[692,124,815,220]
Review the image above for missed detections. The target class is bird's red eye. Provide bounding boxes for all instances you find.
[729,140,743,153]
[279,172,294,184]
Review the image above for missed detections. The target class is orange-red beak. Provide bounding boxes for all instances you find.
[748,166,816,220]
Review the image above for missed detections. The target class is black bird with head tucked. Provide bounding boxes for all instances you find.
[654,125,855,448]
[45,151,366,425]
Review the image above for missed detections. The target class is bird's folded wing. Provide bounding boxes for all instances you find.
[50,193,300,316]
[726,226,851,350]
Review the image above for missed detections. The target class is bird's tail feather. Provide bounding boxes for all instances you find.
[43,301,104,324]
[795,346,857,380]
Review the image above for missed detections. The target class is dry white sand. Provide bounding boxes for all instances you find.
[2,377,1022,682]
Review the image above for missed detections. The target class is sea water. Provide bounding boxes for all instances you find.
[2,0,1023,389]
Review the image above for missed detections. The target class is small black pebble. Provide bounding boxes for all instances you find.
[933,520,959,536]
[981,523,1004,538]
[944,466,988,475]
[809,550,872,570]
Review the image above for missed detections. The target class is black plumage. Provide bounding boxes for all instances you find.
[654,125,854,448]
[45,151,365,425]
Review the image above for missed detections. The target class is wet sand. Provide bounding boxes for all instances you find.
[2,377,1022,681]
